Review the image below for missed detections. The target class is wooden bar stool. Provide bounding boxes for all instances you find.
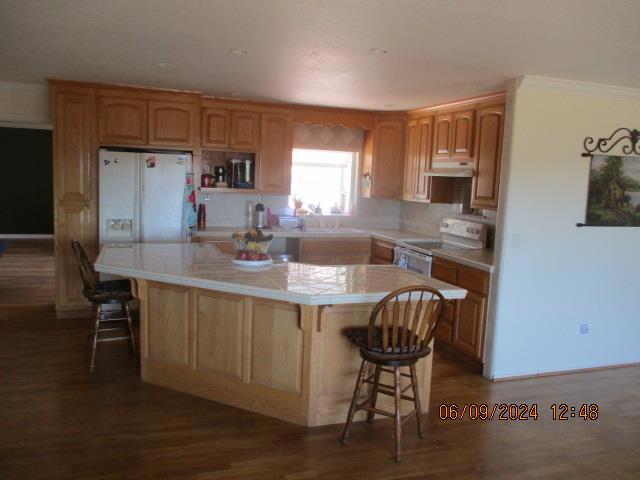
[340,286,446,462]
[71,240,137,373]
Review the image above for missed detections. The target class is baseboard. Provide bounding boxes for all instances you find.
[0,234,54,239]
[492,361,640,382]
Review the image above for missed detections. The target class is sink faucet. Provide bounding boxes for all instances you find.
[299,217,306,232]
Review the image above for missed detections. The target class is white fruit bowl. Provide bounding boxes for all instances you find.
[231,258,273,267]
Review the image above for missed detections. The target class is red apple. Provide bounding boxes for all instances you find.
[247,251,260,261]
[258,253,268,260]
[238,250,248,260]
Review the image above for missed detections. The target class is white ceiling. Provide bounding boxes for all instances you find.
[1,0,639,110]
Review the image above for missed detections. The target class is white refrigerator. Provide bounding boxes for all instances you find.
[99,149,191,244]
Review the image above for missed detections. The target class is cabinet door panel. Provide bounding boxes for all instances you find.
[201,108,229,148]
[371,239,395,263]
[149,100,196,146]
[432,113,453,160]
[259,113,292,195]
[431,258,457,284]
[416,116,433,200]
[451,109,475,160]
[372,119,404,198]
[471,104,504,210]
[230,111,259,150]
[98,96,147,145]
[453,291,486,360]
[147,283,190,366]
[250,301,303,393]
[402,119,419,200]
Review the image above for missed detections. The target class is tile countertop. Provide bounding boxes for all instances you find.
[431,247,495,273]
[95,243,467,306]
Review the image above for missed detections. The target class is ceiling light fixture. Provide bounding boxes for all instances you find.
[156,62,172,68]
[370,48,389,54]
[229,48,249,55]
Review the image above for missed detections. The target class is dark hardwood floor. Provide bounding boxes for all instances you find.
[1,240,639,479]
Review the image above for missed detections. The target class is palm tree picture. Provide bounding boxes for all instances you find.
[586,155,640,226]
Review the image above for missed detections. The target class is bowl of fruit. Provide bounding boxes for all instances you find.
[231,228,274,266]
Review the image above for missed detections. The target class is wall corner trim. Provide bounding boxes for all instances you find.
[518,75,640,100]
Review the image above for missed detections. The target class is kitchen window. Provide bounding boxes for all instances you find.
[291,148,357,215]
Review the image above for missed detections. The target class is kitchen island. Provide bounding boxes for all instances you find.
[95,242,466,426]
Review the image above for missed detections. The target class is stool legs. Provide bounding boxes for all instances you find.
[340,362,425,462]
[366,364,382,423]
[123,302,137,358]
[87,302,137,373]
[409,364,424,438]
[340,359,368,444]
[89,305,101,373]
[393,367,402,462]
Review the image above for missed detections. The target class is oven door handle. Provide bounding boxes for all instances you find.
[395,248,431,260]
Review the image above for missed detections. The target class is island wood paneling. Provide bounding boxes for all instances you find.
[147,282,190,366]
[135,281,434,427]
[250,300,303,393]
[195,291,243,378]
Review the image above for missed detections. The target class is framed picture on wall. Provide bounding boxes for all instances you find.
[585,155,640,226]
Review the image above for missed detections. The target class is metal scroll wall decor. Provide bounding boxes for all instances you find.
[578,128,640,227]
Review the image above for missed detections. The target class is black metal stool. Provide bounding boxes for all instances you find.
[71,240,137,372]
[340,286,446,462]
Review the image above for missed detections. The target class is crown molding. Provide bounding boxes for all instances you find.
[518,75,640,100]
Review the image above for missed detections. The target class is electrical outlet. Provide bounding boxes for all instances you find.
[580,323,589,335]
[511,233,521,248]
[204,193,210,201]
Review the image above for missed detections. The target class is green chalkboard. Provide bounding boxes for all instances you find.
[0,127,53,234]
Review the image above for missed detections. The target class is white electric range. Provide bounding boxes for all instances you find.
[393,218,487,276]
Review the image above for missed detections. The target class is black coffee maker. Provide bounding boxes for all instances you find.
[213,166,227,187]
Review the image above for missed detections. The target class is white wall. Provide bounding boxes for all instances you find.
[0,82,51,128]
[489,77,640,379]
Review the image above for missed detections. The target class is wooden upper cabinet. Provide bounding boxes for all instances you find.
[98,96,147,145]
[371,117,404,198]
[148,100,197,147]
[259,112,292,195]
[471,103,505,210]
[230,111,260,150]
[402,119,419,201]
[416,116,433,200]
[432,113,453,160]
[201,108,230,148]
[451,109,475,160]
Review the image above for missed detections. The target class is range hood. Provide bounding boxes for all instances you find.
[424,161,474,178]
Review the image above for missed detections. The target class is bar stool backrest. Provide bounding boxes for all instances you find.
[368,286,446,354]
[71,240,99,293]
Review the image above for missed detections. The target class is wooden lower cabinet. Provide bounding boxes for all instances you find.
[299,238,371,265]
[370,238,395,264]
[453,291,486,359]
[431,257,490,366]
